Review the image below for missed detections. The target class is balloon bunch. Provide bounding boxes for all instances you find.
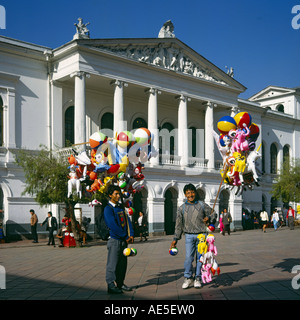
[66,127,157,216]
[214,111,262,196]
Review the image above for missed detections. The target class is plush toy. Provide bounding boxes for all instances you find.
[230,125,250,154]
[201,263,212,284]
[67,164,82,198]
[206,234,217,255]
[197,234,207,256]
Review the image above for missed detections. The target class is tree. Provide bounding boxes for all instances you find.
[15,145,105,246]
[271,157,300,204]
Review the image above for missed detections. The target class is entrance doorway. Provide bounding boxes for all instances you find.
[164,187,178,235]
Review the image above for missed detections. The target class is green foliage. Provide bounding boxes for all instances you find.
[15,146,70,206]
[271,157,300,203]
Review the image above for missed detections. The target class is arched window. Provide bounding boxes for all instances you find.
[219,189,229,214]
[0,96,3,146]
[101,112,113,130]
[270,143,277,174]
[64,106,74,147]
[261,142,265,173]
[132,117,147,130]
[283,145,290,164]
[262,194,267,211]
[190,126,197,157]
[160,122,175,155]
[276,104,284,113]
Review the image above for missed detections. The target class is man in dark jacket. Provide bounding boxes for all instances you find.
[41,211,57,247]
[104,185,134,294]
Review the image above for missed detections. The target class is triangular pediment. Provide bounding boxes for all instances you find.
[249,86,296,101]
[76,38,245,91]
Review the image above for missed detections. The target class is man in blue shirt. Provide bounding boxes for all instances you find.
[104,184,134,294]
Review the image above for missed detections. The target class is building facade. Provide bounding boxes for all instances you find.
[0,21,299,238]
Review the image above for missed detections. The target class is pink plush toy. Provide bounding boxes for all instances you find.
[206,235,217,255]
[201,263,212,284]
[230,125,250,154]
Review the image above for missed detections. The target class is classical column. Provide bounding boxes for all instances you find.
[70,71,90,146]
[51,81,63,149]
[205,101,216,170]
[6,88,16,149]
[111,80,128,135]
[177,94,190,167]
[146,88,160,165]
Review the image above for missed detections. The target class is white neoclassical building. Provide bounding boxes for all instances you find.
[0,20,299,238]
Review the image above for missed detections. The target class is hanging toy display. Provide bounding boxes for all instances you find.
[214,111,262,196]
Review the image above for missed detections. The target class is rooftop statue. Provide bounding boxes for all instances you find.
[73,18,90,40]
[158,20,175,38]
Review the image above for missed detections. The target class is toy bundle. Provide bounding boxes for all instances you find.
[66,127,157,216]
[213,111,261,196]
[197,233,220,284]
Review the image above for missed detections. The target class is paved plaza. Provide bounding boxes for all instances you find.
[0,226,300,301]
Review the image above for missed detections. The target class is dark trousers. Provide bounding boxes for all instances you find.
[31,224,38,242]
[106,238,127,288]
[48,227,55,245]
[288,217,294,230]
[222,224,230,235]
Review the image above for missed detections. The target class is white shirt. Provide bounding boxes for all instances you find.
[260,211,269,221]
[138,216,143,226]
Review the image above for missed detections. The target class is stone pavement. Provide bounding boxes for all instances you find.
[0,226,300,301]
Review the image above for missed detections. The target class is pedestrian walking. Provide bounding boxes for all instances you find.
[170,183,217,289]
[271,210,279,231]
[41,211,57,246]
[30,209,38,243]
[104,185,134,294]
[136,211,147,242]
[222,208,232,236]
[260,210,269,233]
[219,211,224,234]
[286,206,295,230]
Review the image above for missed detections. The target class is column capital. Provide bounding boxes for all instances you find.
[145,87,161,95]
[204,101,217,108]
[230,105,240,116]
[110,79,128,88]
[70,71,90,79]
[175,94,191,102]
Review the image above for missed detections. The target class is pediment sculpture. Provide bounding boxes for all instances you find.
[94,43,228,86]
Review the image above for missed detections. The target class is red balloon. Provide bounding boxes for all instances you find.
[249,123,259,141]
[107,164,120,174]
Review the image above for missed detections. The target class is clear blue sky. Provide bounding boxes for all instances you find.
[0,0,299,98]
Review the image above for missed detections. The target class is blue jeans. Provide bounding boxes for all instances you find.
[184,234,202,279]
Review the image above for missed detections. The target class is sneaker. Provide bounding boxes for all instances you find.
[182,278,193,289]
[194,278,202,288]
